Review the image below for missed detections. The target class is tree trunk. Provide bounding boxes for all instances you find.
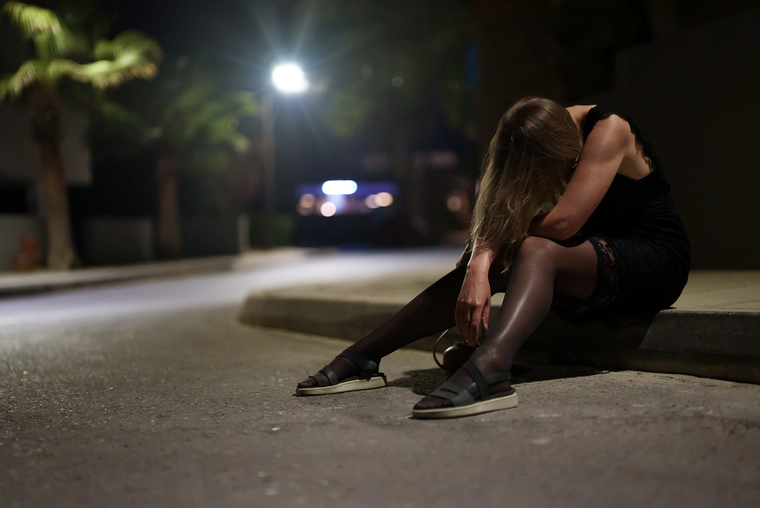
[392,127,430,244]
[155,152,183,259]
[473,0,563,161]
[31,98,79,270]
[392,126,413,214]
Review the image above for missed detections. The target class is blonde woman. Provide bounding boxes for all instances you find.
[296,97,691,419]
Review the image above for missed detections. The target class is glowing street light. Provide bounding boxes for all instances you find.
[261,61,309,248]
[271,63,309,94]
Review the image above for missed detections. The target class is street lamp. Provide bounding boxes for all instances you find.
[271,63,309,94]
[261,62,309,249]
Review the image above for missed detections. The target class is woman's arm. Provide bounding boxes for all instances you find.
[528,115,630,241]
[455,241,498,345]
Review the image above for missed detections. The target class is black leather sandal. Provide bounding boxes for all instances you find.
[412,360,517,419]
[295,350,387,396]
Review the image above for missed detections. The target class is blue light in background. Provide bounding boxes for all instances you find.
[321,180,358,195]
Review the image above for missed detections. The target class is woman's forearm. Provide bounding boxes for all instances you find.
[467,242,497,273]
[529,212,573,241]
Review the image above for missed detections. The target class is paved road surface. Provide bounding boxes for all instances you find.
[1,251,759,507]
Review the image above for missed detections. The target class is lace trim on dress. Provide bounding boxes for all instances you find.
[551,237,619,322]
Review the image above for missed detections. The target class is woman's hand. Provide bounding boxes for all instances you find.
[455,245,496,346]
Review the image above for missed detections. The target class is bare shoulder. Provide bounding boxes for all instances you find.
[588,112,630,135]
[566,104,632,152]
[583,113,630,154]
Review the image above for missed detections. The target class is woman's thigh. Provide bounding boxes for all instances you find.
[488,236,598,301]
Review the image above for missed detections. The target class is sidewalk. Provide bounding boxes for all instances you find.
[240,262,760,384]
[0,248,312,296]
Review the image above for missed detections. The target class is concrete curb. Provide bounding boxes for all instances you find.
[239,293,760,384]
[0,248,314,297]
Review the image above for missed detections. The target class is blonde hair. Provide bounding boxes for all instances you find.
[470,97,582,272]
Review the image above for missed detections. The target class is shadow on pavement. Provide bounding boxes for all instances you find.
[389,363,609,396]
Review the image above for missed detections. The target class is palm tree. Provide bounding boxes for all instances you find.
[0,1,162,269]
[148,64,260,259]
[92,61,260,259]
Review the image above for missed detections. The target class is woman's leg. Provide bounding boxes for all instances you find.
[299,262,488,388]
[414,236,599,409]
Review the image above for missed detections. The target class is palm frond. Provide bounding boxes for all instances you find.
[94,31,163,67]
[3,2,86,61]
[3,2,64,36]
[48,33,161,89]
[218,91,260,117]
[32,29,89,61]
[184,100,226,140]
[163,79,213,123]
[204,115,250,152]
[180,91,258,145]
[0,59,43,99]
[46,59,90,83]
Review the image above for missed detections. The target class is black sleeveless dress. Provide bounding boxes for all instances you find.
[551,104,691,323]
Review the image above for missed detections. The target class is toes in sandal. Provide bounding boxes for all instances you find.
[412,360,517,419]
[295,350,387,396]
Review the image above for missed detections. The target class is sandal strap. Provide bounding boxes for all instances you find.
[320,365,340,385]
[338,350,379,380]
[427,364,512,406]
[462,361,489,402]
[309,371,330,387]
[429,380,476,407]
[309,365,340,387]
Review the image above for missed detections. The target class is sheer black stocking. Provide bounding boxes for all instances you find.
[414,237,599,409]
[298,264,468,389]
[297,237,599,399]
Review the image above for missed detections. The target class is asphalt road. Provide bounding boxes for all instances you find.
[1,251,759,507]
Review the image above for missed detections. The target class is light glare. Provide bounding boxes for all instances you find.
[446,195,463,212]
[375,192,394,207]
[322,180,358,196]
[320,202,337,217]
[272,63,309,94]
[364,194,378,209]
[299,193,315,208]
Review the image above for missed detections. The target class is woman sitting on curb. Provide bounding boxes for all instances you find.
[295,97,691,419]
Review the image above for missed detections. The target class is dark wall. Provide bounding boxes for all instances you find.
[473,0,562,160]
[616,9,760,268]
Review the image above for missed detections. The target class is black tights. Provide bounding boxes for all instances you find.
[298,237,600,408]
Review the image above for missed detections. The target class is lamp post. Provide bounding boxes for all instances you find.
[262,62,309,249]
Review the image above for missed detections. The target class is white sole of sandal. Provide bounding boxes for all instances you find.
[295,374,387,396]
[412,391,518,419]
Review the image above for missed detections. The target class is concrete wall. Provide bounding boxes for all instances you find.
[82,215,250,265]
[0,102,91,185]
[83,217,154,266]
[615,9,760,268]
[0,214,44,271]
[182,216,250,257]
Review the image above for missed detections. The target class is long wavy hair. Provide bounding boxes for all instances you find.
[470,97,583,272]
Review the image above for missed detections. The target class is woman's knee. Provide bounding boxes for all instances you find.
[516,236,560,264]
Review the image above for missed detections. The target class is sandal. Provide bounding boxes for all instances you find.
[295,350,387,396]
[412,360,517,419]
